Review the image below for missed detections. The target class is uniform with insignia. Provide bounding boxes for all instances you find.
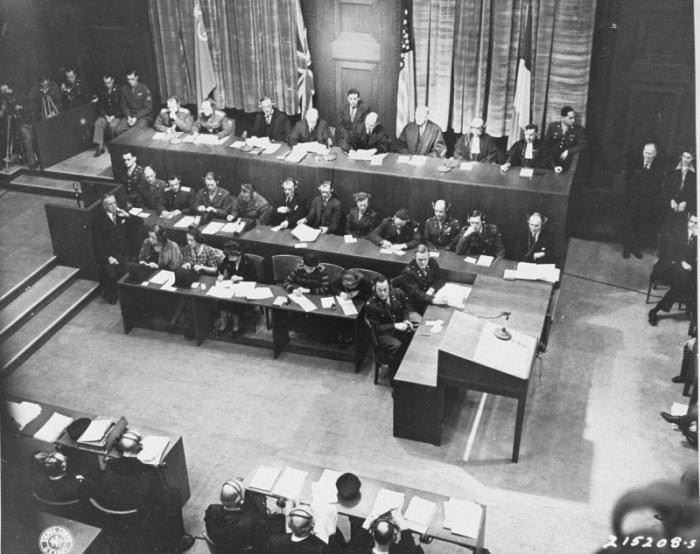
[544,121,586,168]
[93,85,122,151]
[61,79,89,110]
[423,216,461,249]
[154,107,194,133]
[451,223,506,258]
[194,110,234,138]
[116,82,153,132]
[368,217,421,249]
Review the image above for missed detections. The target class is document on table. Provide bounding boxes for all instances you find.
[137,435,170,466]
[515,262,560,283]
[473,322,536,380]
[408,155,428,166]
[379,248,405,256]
[291,223,321,243]
[320,297,336,309]
[397,155,411,164]
[519,167,534,178]
[231,281,257,297]
[370,153,388,166]
[336,296,358,316]
[370,489,406,515]
[263,142,282,154]
[475,255,494,267]
[670,402,688,416]
[344,235,357,244]
[195,134,227,146]
[443,498,482,539]
[221,221,246,234]
[249,465,281,492]
[286,148,307,163]
[34,412,74,442]
[246,287,273,300]
[153,131,181,141]
[348,149,375,161]
[249,136,271,148]
[288,294,318,312]
[273,296,288,306]
[149,270,175,286]
[271,467,308,500]
[435,283,472,308]
[128,207,143,216]
[7,401,42,430]
[230,140,246,149]
[313,468,343,502]
[206,283,236,299]
[403,496,437,535]
[296,141,327,154]
[77,418,113,444]
[202,221,224,235]
[174,215,197,228]
[460,162,473,171]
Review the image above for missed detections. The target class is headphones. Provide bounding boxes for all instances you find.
[240,183,255,195]
[526,212,548,226]
[370,517,400,544]
[221,479,245,504]
[467,209,486,224]
[203,172,221,186]
[282,178,299,190]
[432,200,451,212]
[353,191,371,202]
[35,452,68,475]
[288,505,315,532]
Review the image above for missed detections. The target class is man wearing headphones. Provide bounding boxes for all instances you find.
[297,181,343,235]
[451,209,506,259]
[368,209,422,251]
[236,183,273,229]
[423,199,461,249]
[272,178,309,229]
[193,98,235,139]
[31,452,91,518]
[135,166,167,214]
[195,171,237,220]
[521,212,555,265]
[251,96,291,142]
[348,509,423,553]
[267,504,330,553]
[288,107,333,147]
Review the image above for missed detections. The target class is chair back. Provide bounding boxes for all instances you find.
[244,253,266,282]
[350,267,384,285]
[272,254,303,283]
[323,263,345,285]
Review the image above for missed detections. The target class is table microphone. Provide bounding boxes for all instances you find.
[493,311,512,341]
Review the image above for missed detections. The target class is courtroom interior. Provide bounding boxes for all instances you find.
[0,1,698,553]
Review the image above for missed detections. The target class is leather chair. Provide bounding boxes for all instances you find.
[272,254,303,284]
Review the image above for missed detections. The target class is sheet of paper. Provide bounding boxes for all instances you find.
[435,283,472,308]
[295,141,327,154]
[288,294,318,312]
[379,248,405,256]
[150,270,175,286]
[515,262,560,283]
[291,223,322,243]
[7,401,42,430]
[273,296,289,306]
[503,269,517,280]
[263,142,282,154]
[196,134,226,145]
[472,322,536,380]
[246,287,273,300]
[270,225,282,232]
[137,435,170,466]
[320,297,336,309]
[315,469,343,501]
[220,222,243,234]
[33,412,74,443]
[77,418,113,443]
[128,207,143,216]
[152,132,172,141]
[231,281,257,297]
[408,155,428,166]
[460,162,473,171]
[476,255,494,267]
[335,296,358,316]
[230,140,246,149]
[370,153,388,166]
[398,155,411,164]
[348,149,375,161]
[294,243,308,249]
[206,284,235,299]
[371,489,406,516]
[670,402,688,416]
[403,496,437,534]
[174,215,197,228]
[286,148,307,163]
[271,467,308,500]
[344,235,358,244]
[202,221,224,235]
[161,284,177,291]
[519,167,534,178]
[137,212,150,219]
[249,465,281,492]
[179,134,195,143]
[249,136,271,148]
[443,498,482,539]
[464,256,478,264]
[429,250,439,258]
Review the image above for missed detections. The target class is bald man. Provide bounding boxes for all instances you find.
[347,509,423,554]
[454,117,500,163]
[395,106,446,157]
[288,108,333,147]
[342,112,392,154]
[267,505,329,554]
[135,165,166,214]
[423,199,461,249]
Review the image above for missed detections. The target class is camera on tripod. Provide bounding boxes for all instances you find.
[1,84,25,169]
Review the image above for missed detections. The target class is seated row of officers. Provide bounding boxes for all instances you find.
[29,435,423,553]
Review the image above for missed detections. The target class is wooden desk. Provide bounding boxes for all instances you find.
[393,275,553,462]
[109,128,573,260]
[2,511,107,554]
[243,457,486,552]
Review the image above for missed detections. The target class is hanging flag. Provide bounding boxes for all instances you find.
[194,0,218,103]
[508,2,532,148]
[396,0,415,138]
[295,0,315,115]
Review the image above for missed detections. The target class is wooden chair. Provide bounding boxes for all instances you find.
[272,254,303,284]
[323,262,345,285]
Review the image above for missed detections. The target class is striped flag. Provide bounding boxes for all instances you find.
[194,0,218,103]
[396,0,415,138]
[294,0,315,115]
[508,2,532,148]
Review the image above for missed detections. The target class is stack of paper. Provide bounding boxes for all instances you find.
[370,489,406,516]
[435,283,472,308]
[153,131,177,141]
[425,319,445,333]
[348,149,375,161]
[232,281,257,297]
[77,418,114,446]
[403,496,437,534]
[150,270,175,286]
[221,221,246,234]
[296,141,328,154]
[320,297,336,309]
[291,224,321,243]
[335,296,358,316]
[249,465,281,492]
[460,162,474,171]
[397,155,411,164]
[263,143,282,154]
[246,287,273,300]
[137,435,170,466]
[408,155,428,166]
[286,148,307,163]
[271,467,308,500]
[464,255,494,267]
[196,134,226,146]
[379,248,405,256]
[370,153,388,166]
[34,412,74,442]
[249,136,272,148]
[206,283,236,299]
[514,262,560,283]
[174,215,197,228]
[202,221,224,235]
[7,401,42,430]
[230,140,246,149]
[128,207,143,216]
[344,235,358,244]
[443,498,482,538]
[288,294,318,312]
[519,167,534,178]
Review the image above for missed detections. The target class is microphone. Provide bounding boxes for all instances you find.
[493,311,512,341]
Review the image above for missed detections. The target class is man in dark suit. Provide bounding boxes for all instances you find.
[501,124,552,170]
[368,209,421,251]
[342,112,392,154]
[161,175,195,218]
[521,212,556,264]
[267,506,329,554]
[453,117,500,163]
[272,177,308,229]
[621,142,664,259]
[288,108,333,147]
[297,181,342,235]
[336,88,370,142]
[395,106,446,157]
[93,193,131,304]
[32,452,91,520]
[251,96,291,142]
[544,105,587,171]
[347,511,423,554]
[60,66,90,110]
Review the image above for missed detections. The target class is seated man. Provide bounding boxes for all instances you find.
[271,177,308,229]
[154,95,194,134]
[135,166,166,213]
[93,193,131,304]
[368,209,421,251]
[161,175,195,218]
[342,112,391,154]
[283,252,330,296]
[501,124,552,171]
[297,181,342,235]
[348,509,423,554]
[60,66,89,110]
[520,212,555,264]
[115,68,153,135]
[345,192,378,238]
[120,150,145,207]
[648,214,697,326]
[453,117,500,163]
[267,505,329,554]
[236,183,272,229]
[423,199,460,249]
[395,105,446,157]
[251,96,291,142]
[137,224,183,271]
[365,276,416,377]
[195,172,236,220]
[336,88,369,142]
[288,107,333,147]
[394,245,447,315]
[451,209,505,258]
[205,479,282,553]
[32,452,90,519]
[92,72,122,156]
[193,98,234,139]
[544,105,586,171]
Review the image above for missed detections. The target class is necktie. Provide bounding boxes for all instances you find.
[644,163,650,170]
[309,125,315,134]
[266,115,271,125]
[350,106,356,121]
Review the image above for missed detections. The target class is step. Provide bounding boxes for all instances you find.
[0,265,79,341]
[0,279,100,376]
[7,174,80,199]
[0,256,57,310]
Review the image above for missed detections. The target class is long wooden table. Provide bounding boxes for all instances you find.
[109,128,574,260]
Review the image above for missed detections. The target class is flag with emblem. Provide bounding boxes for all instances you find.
[508,2,532,148]
[396,0,415,138]
[194,0,218,102]
[295,0,315,115]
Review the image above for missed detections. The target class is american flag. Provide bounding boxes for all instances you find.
[396,0,415,138]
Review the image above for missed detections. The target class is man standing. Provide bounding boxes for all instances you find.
[454,117,500,163]
[342,112,392,154]
[120,150,145,207]
[20,75,62,168]
[251,96,291,142]
[501,124,552,170]
[288,108,333,147]
[60,66,89,110]
[297,181,343,235]
[451,209,505,258]
[115,68,153,135]
[93,193,130,304]
[423,199,460,249]
[621,142,664,259]
[92,72,122,156]
[395,106,446,157]
[544,106,586,171]
[337,88,369,142]
[368,209,421,251]
[154,96,194,134]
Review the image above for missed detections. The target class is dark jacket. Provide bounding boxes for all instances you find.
[94,456,161,512]
[544,121,587,158]
[61,79,90,110]
[396,120,446,157]
[451,223,506,258]
[365,288,411,335]
[394,258,446,311]
[342,124,392,154]
[305,196,343,235]
[347,524,423,554]
[454,133,500,163]
[154,107,194,133]
[337,100,370,138]
[505,138,552,169]
[135,179,166,213]
[93,208,130,263]
[120,82,153,122]
[288,119,333,146]
[251,109,292,142]
[195,187,235,219]
[205,504,274,554]
[217,256,258,281]
[32,473,90,505]
[266,533,329,554]
[96,86,122,118]
[663,168,696,214]
[368,217,421,249]
[272,193,308,227]
[283,264,330,295]
[423,216,461,249]
[194,110,234,138]
[237,192,272,228]
[345,207,378,238]
[121,164,145,205]
[138,238,183,270]
[163,186,195,215]
[520,227,556,265]
[331,273,372,302]
[623,157,664,208]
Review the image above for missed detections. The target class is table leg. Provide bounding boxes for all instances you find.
[192,298,213,347]
[354,317,369,373]
[512,394,527,463]
[117,283,134,334]
[271,308,289,358]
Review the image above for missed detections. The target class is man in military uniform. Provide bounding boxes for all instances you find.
[193,98,234,139]
[60,66,89,110]
[20,75,62,168]
[544,106,586,171]
[368,209,421,251]
[393,245,447,314]
[423,199,460,249]
[92,72,122,156]
[451,209,506,258]
[136,166,167,214]
[235,183,272,230]
[161,175,195,218]
[121,150,145,207]
[154,96,194,134]
[115,68,153,135]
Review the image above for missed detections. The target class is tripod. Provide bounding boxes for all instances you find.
[2,112,23,170]
[41,94,60,120]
